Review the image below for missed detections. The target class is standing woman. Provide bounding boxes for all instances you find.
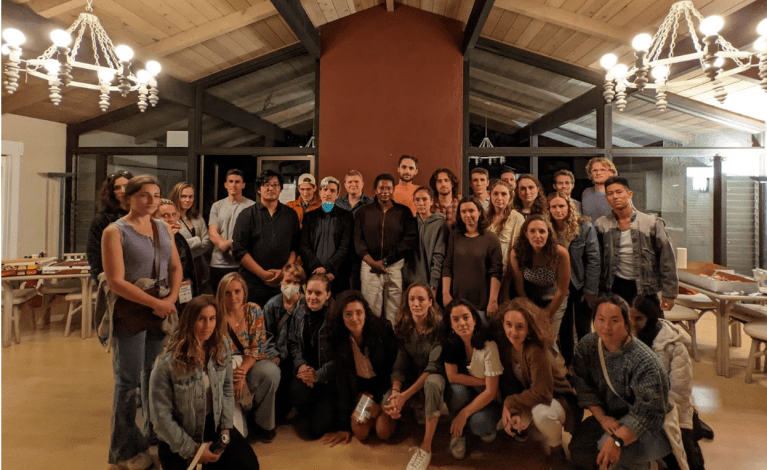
[87,170,133,282]
[548,192,600,365]
[171,182,212,292]
[486,180,525,275]
[102,175,182,470]
[149,295,259,470]
[442,197,503,322]
[510,215,570,341]
[512,174,549,219]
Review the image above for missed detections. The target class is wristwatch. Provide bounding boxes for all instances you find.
[610,434,624,448]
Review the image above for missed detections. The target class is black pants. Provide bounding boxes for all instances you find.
[289,378,338,439]
[610,276,661,309]
[559,284,594,366]
[209,267,239,294]
[274,358,294,422]
[158,414,258,470]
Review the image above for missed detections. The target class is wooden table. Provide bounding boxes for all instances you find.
[2,272,93,347]
[679,281,767,377]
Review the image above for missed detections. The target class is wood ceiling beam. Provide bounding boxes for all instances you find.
[277,110,314,129]
[469,89,545,121]
[386,0,395,12]
[611,114,690,145]
[493,0,633,45]
[511,87,601,142]
[470,67,569,104]
[559,122,641,148]
[202,93,286,142]
[192,43,307,89]
[69,102,167,134]
[463,0,496,55]
[135,118,189,144]
[141,2,276,58]
[270,0,321,60]
[37,0,86,18]
[258,93,315,118]
[231,73,315,110]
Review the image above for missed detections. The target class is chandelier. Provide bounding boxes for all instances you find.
[598,1,767,111]
[2,0,161,112]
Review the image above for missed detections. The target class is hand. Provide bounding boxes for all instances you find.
[369,260,387,274]
[450,411,468,438]
[502,407,515,436]
[313,267,327,274]
[168,221,183,235]
[510,414,530,433]
[216,239,233,252]
[153,299,177,319]
[297,366,317,387]
[264,269,283,287]
[327,273,335,281]
[583,293,598,309]
[197,443,221,463]
[233,380,247,401]
[597,437,622,470]
[382,401,401,419]
[272,357,280,366]
[599,416,621,435]
[232,366,247,383]
[486,299,499,316]
[320,431,351,447]
[660,297,675,311]
[443,292,453,307]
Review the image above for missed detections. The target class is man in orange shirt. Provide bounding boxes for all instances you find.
[392,154,419,216]
[286,173,321,227]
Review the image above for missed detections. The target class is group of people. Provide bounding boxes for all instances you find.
[88,155,707,470]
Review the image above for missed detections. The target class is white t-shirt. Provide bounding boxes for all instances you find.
[209,197,255,268]
[467,340,504,379]
[615,229,634,279]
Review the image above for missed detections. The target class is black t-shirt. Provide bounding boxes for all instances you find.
[443,340,470,375]
[302,307,326,370]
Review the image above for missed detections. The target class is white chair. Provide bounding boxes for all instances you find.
[730,304,767,348]
[665,304,702,361]
[743,321,767,383]
[8,288,37,344]
[39,253,87,328]
[63,288,97,337]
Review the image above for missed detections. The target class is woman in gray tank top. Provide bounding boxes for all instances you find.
[102,175,182,470]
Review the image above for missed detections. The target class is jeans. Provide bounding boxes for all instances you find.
[560,284,593,365]
[245,359,281,431]
[108,325,167,463]
[446,384,501,438]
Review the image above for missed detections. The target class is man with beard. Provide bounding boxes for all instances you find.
[393,155,419,216]
[429,168,461,229]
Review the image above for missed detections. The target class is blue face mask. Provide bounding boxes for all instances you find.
[322,202,334,213]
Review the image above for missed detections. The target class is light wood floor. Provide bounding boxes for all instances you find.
[2,309,766,470]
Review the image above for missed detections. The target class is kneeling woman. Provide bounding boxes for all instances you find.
[442,299,504,460]
[149,295,258,470]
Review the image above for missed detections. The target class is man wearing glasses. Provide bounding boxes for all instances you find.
[232,170,301,306]
[552,169,582,213]
[581,157,618,221]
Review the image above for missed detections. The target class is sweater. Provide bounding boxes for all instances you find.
[443,230,504,310]
[403,212,449,289]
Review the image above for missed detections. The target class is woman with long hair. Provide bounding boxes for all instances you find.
[486,180,525,274]
[155,198,200,298]
[510,215,571,341]
[442,197,503,322]
[547,192,600,365]
[215,272,280,443]
[489,299,578,468]
[512,174,548,218]
[149,295,259,470]
[86,170,133,282]
[170,181,212,292]
[102,175,182,470]
[381,282,445,470]
[442,299,503,460]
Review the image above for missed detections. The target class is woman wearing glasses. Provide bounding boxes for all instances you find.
[155,199,201,299]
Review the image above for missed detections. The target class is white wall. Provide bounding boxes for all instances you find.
[1,114,66,258]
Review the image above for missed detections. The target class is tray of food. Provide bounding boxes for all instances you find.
[41,259,90,275]
[679,262,759,294]
[1,257,58,277]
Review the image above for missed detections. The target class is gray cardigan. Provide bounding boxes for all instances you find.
[403,212,448,289]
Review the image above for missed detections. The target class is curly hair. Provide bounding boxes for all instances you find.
[455,197,489,235]
[429,168,459,198]
[513,214,560,271]
[486,180,514,230]
[96,170,134,213]
[169,181,199,219]
[585,157,617,182]
[442,298,489,351]
[512,174,548,216]
[164,295,227,373]
[329,290,378,360]
[491,298,553,348]
[547,192,589,247]
[394,282,442,339]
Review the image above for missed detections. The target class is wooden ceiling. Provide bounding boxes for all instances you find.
[2,0,764,148]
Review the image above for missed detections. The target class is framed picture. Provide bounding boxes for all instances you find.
[257,155,315,202]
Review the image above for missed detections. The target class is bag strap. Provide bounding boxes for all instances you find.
[598,337,628,403]
[228,324,247,354]
[150,219,161,282]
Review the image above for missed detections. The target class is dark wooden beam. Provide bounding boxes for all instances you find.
[713,155,726,266]
[0,0,67,53]
[313,59,321,173]
[270,0,321,60]
[188,86,203,188]
[470,147,606,157]
[462,0,496,55]
[474,37,603,86]
[70,104,148,134]
[511,88,600,142]
[611,147,765,157]
[71,147,189,155]
[258,93,314,118]
[159,75,196,108]
[198,147,317,156]
[202,93,286,142]
[597,102,613,158]
[462,59,471,198]
[192,43,308,89]
[64,126,77,252]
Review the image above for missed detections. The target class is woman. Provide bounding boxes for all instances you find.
[548,192,600,365]
[87,170,133,282]
[510,215,571,340]
[170,182,212,292]
[381,283,445,470]
[149,295,259,470]
[332,290,398,442]
[442,197,503,323]
[570,294,675,470]
[102,175,182,470]
[486,180,525,274]
[215,272,280,443]
[490,298,578,468]
[512,174,548,218]
[442,299,503,460]
[155,198,200,299]
[631,297,706,470]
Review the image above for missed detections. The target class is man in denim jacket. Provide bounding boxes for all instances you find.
[594,177,678,311]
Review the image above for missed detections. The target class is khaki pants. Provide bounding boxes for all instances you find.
[360,259,404,324]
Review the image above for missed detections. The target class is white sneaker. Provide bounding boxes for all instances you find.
[449,435,466,460]
[405,447,431,470]
[480,430,497,443]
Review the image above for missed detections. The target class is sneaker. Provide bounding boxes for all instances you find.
[122,452,153,470]
[513,429,529,442]
[480,430,497,443]
[449,435,466,460]
[405,447,431,470]
[249,425,276,443]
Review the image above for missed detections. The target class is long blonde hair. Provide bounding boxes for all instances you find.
[547,192,584,248]
[215,271,248,317]
[164,295,227,372]
[394,282,442,339]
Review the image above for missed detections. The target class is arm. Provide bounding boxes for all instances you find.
[503,345,555,416]
[428,222,448,290]
[654,217,678,306]
[325,213,353,276]
[509,249,527,300]
[87,212,111,280]
[445,362,486,387]
[389,209,418,265]
[220,349,234,430]
[451,374,500,438]
[243,306,271,362]
[287,311,307,373]
[582,223,601,297]
[487,234,503,313]
[165,224,183,305]
[546,246,571,317]
[442,231,455,305]
[353,209,370,260]
[209,225,231,252]
[299,221,322,274]
[149,358,197,459]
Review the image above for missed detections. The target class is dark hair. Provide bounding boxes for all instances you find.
[257,170,283,191]
[125,175,160,205]
[491,298,551,348]
[225,169,245,179]
[513,214,560,271]
[594,294,631,326]
[398,154,419,168]
[429,168,459,198]
[394,282,442,339]
[373,173,396,189]
[170,182,199,219]
[604,176,631,191]
[307,273,332,296]
[500,167,516,178]
[553,169,575,185]
[512,174,549,216]
[455,196,489,235]
[443,299,488,351]
[631,296,664,347]
[413,186,434,200]
[164,295,227,372]
[96,170,134,212]
[486,180,514,230]
[470,167,489,178]
[330,290,376,359]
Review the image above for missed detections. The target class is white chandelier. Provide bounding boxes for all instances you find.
[599,1,767,111]
[2,0,161,112]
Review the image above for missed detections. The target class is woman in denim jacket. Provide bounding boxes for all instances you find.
[149,295,259,470]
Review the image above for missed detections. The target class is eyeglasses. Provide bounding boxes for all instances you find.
[262,183,281,189]
[108,170,133,180]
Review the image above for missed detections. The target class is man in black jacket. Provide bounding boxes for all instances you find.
[354,173,417,323]
[300,176,354,296]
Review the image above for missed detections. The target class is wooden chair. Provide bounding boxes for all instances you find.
[743,322,767,383]
[63,285,96,337]
[665,304,702,361]
[39,253,86,328]
[8,288,37,344]
[730,304,767,348]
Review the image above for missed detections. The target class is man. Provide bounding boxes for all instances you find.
[429,168,461,229]
[286,173,321,227]
[208,169,256,290]
[336,169,373,216]
[403,186,448,293]
[470,167,490,211]
[232,170,301,307]
[392,154,419,216]
[594,176,677,311]
[354,174,417,323]
[582,157,617,221]
[500,167,516,197]
[300,176,354,295]
[553,169,582,213]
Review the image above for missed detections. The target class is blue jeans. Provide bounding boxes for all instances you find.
[447,384,501,438]
[109,325,167,463]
